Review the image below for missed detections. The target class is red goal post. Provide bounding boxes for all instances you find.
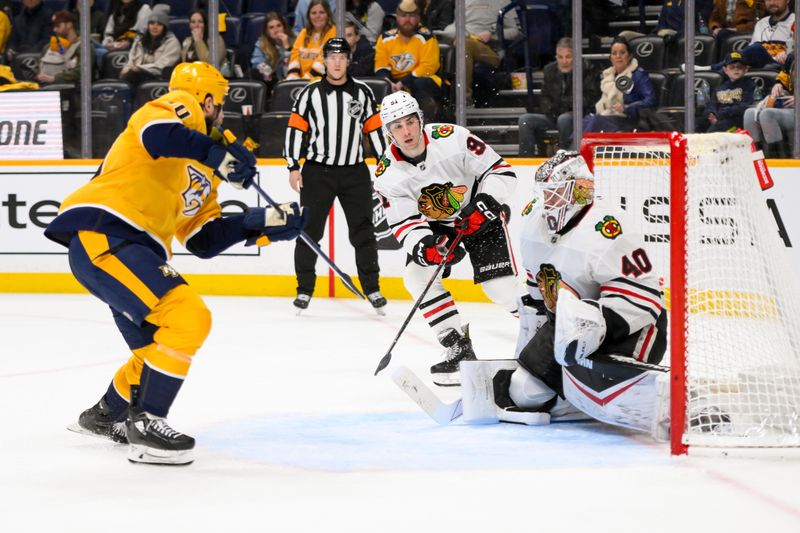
[579,132,800,455]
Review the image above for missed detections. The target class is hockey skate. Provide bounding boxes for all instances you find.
[293,293,311,315]
[67,397,128,444]
[367,291,387,316]
[430,324,477,387]
[125,386,194,465]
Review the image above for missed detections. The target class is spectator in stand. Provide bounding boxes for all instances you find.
[344,19,374,77]
[440,0,519,107]
[294,0,337,35]
[287,0,336,80]
[744,52,796,157]
[0,1,10,56]
[251,11,294,84]
[120,7,180,85]
[35,10,95,85]
[517,37,600,156]
[346,0,384,45]
[424,0,454,35]
[583,37,657,133]
[708,0,764,43]
[103,0,151,52]
[706,51,755,131]
[5,0,52,62]
[374,0,442,120]
[72,0,108,39]
[181,10,229,75]
[738,0,794,68]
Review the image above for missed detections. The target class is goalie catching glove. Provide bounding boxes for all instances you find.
[411,234,466,267]
[202,140,257,190]
[243,202,309,246]
[456,193,508,236]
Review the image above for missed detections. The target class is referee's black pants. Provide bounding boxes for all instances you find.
[295,160,380,296]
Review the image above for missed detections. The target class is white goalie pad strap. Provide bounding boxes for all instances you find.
[497,409,551,426]
[508,367,556,409]
[460,360,519,424]
[554,289,606,366]
[514,296,547,358]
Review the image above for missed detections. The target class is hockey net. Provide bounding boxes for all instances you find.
[580,132,800,454]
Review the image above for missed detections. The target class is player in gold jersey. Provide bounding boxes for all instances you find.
[45,62,307,465]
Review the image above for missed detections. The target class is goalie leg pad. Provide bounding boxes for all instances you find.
[460,360,520,424]
[554,289,606,366]
[508,367,557,410]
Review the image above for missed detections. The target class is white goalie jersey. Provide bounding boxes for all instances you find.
[372,123,516,255]
[519,198,667,362]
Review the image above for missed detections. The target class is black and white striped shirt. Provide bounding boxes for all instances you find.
[284,77,387,170]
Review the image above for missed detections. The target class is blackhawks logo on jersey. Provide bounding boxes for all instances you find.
[375,155,390,177]
[431,125,454,139]
[418,182,468,219]
[595,215,622,239]
[182,165,211,217]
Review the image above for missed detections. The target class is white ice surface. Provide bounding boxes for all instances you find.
[1,294,799,533]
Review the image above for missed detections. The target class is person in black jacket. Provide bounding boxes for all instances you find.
[344,20,374,77]
[518,38,600,155]
[5,0,52,61]
[706,51,755,132]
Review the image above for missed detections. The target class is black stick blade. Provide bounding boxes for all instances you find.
[374,351,392,376]
[340,273,366,299]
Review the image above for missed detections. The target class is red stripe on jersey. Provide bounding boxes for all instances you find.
[423,300,455,319]
[637,324,655,361]
[600,285,662,311]
[564,371,648,407]
[491,163,511,170]
[394,220,425,240]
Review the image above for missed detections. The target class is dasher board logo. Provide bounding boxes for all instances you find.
[0,91,63,159]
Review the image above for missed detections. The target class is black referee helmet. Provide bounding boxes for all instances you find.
[323,37,351,58]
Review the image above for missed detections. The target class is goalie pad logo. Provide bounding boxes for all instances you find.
[595,215,622,239]
[417,182,468,219]
[182,165,211,217]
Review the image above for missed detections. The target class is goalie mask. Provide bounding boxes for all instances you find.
[535,150,595,233]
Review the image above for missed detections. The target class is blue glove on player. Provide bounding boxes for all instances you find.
[244,203,309,246]
[203,141,257,190]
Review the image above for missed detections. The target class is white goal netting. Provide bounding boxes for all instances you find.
[584,132,800,450]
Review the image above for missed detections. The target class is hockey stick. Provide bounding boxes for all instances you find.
[374,226,467,376]
[578,353,669,379]
[220,129,365,300]
[250,180,365,300]
[392,366,463,425]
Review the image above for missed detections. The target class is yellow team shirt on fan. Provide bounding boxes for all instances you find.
[374,27,441,87]
[56,89,222,258]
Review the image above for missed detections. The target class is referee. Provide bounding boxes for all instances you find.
[284,37,388,313]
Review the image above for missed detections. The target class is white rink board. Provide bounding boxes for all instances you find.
[0,161,797,280]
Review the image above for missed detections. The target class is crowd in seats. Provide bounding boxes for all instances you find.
[1,0,799,159]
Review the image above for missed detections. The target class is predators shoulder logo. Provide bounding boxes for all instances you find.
[431,125,454,139]
[182,165,211,217]
[595,215,622,239]
[375,155,391,177]
[418,182,468,219]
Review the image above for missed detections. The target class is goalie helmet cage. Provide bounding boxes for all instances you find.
[579,132,800,455]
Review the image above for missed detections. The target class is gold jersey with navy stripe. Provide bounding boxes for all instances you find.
[50,89,222,259]
[374,27,441,86]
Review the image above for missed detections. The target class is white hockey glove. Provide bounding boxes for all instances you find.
[554,289,606,367]
[514,294,547,358]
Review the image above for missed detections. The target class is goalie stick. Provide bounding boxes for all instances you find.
[392,366,463,425]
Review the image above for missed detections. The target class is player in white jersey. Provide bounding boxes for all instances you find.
[373,91,521,386]
[459,151,672,438]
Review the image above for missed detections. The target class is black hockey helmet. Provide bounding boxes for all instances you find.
[323,37,351,58]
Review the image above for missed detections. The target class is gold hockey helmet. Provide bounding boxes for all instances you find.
[169,62,229,107]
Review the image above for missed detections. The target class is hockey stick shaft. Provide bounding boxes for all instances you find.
[374,227,466,375]
[251,180,366,300]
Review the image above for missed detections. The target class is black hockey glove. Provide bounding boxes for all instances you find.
[244,203,309,246]
[411,234,466,267]
[203,141,257,190]
[456,193,508,236]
